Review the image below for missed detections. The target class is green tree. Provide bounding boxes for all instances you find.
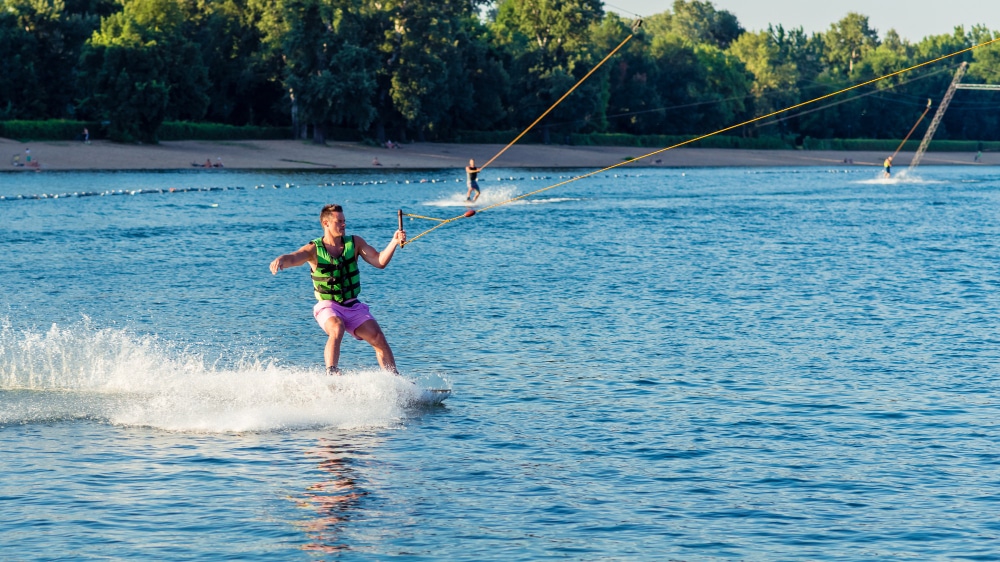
[846,29,916,139]
[822,12,879,76]
[690,43,749,133]
[913,26,970,62]
[281,0,377,143]
[246,0,297,126]
[965,27,1000,141]
[0,11,46,118]
[856,29,910,80]
[449,14,511,133]
[969,26,1000,83]
[909,28,974,141]
[493,0,602,55]
[728,28,799,117]
[492,0,608,141]
[669,0,742,49]
[380,0,460,139]
[3,0,103,118]
[640,9,670,40]
[628,2,749,136]
[594,14,664,135]
[639,31,749,136]
[78,0,209,142]
[188,0,284,126]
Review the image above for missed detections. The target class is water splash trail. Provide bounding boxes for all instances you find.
[0,318,446,433]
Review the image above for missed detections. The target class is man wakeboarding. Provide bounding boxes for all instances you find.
[269,204,406,375]
[465,159,481,202]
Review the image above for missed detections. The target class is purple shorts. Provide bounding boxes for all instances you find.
[313,300,376,340]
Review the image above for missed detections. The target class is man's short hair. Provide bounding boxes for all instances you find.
[320,204,343,222]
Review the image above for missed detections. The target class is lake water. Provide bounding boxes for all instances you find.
[2,165,1000,559]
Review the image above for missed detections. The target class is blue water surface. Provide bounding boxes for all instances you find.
[2,165,1000,559]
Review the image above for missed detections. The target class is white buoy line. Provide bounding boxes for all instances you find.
[0,173,649,203]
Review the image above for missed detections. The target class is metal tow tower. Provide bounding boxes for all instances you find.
[908,62,967,172]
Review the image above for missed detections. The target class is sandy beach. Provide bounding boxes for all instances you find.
[1,136,994,171]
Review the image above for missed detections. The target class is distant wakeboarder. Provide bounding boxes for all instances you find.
[465,159,481,202]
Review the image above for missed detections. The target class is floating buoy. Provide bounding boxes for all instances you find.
[463,209,476,218]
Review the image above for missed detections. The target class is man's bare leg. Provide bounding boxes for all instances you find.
[354,319,397,374]
[323,316,346,373]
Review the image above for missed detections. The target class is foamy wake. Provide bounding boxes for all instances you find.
[423,184,525,207]
[0,318,448,433]
[422,184,581,209]
[855,170,943,185]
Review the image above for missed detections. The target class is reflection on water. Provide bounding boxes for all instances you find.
[294,438,370,553]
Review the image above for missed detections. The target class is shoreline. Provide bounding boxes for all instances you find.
[1,137,995,171]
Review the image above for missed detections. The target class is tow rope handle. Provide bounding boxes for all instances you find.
[398,209,404,248]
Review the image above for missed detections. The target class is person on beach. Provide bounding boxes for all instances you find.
[269,204,406,376]
[25,148,39,170]
[883,156,892,178]
[465,159,481,202]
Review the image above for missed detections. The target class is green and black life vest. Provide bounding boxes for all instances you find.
[311,236,361,302]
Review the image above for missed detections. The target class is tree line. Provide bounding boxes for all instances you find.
[1,0,998,144]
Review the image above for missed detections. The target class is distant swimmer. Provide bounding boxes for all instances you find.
[270,204,406,376]
[883,156,892,178]
[465,159,481,202]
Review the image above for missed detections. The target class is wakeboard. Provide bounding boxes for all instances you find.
[417,388,451,405]
[324,374,451,405]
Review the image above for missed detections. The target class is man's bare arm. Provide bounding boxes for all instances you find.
[356,231,405,270]
[270,242,317,274]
